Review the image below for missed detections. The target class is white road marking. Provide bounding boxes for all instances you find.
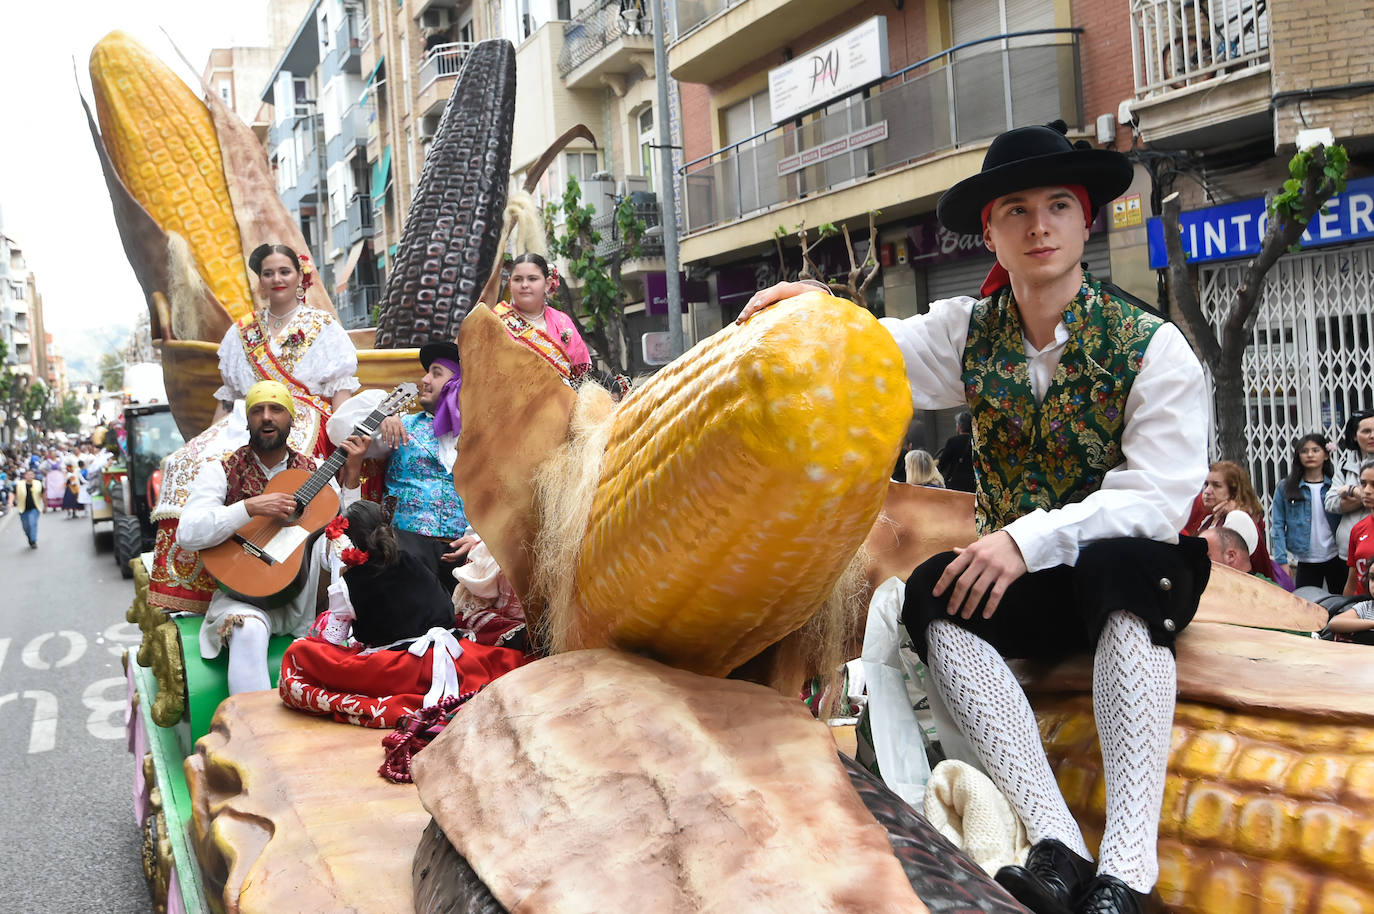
[82,677,127,741]
[20,630,88,670]
[0,690,59,753]
[0,638,8,676]
[102,621,142,659]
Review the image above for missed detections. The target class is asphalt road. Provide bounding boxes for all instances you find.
[0,505,149,911]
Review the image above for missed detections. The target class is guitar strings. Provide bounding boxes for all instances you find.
[235,397,409,553]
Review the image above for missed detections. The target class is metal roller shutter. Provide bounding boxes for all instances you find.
[923,234,1112,304]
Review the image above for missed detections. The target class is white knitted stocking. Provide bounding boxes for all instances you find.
[925,620,1091,858]
[1094,611,1175,893]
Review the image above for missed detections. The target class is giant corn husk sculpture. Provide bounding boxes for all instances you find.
[86,32,516,437]
[441,292,1374,913]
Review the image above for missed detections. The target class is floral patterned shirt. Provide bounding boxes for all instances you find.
[383,412,467,539]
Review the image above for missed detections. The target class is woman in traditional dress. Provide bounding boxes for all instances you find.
[147,243,359,617]
[62,464,81,517]
[491,253,592,381]
[211,243,359,457]
[44,458,66,512]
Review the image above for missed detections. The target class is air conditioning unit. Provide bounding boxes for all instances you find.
[420,8,450,29]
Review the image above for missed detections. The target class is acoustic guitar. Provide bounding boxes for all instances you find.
[200,383,418,602]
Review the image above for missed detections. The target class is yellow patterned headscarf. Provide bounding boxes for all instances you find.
[245,380,296,418]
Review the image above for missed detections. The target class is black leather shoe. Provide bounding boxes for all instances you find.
[1075,874,1147,914]
[994,839,1095,914]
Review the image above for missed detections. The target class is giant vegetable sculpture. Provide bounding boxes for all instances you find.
[96,28,1374,914]
[85,33,516,437]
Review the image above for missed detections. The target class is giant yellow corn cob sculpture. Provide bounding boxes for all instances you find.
[568,292,913,676]
[1038,695,1374,912]
[90,31,251,320]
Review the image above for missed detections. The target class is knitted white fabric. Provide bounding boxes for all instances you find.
[923,759,1032,875]
[1094,611,1176,893]
[925,620,1092,858]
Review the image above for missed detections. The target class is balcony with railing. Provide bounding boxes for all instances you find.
[417,41,475,116]
[679,30,1084,238]
[559,0,655,90]
[340,283,380,329]
[346,194,375,245]
[336,14,363,73]
[591,198,665,273]
[1127,0,1272,147]
[669,0,866,84]
[327,105,370,163]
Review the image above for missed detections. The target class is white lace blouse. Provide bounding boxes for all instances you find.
[213,307,361,403]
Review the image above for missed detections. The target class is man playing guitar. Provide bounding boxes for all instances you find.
[178,380,371,695]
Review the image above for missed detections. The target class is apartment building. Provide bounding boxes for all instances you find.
[357,0,673,369]
[0,230,36,381]
[262,0,382,329]
[666,0,1141,438]
[1126,0,1373,499]
[203,47,282,145]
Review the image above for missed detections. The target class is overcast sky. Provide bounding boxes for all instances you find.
[0,2,270,375]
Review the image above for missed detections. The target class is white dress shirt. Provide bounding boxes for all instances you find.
[879,296,1209,573]
[179,449,362,659]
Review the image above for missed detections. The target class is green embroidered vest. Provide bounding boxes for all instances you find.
[961,275,1163,534]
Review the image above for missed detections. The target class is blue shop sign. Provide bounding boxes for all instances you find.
[1146,175,1374,269]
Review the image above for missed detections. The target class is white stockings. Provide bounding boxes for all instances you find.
[226,617,272,695]
[1093,611,1175,893]
[925,620,1092,858]
[925,613,1176,894]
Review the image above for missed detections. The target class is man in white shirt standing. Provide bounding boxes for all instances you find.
[739,122,1211,914]
[178,380,370,695]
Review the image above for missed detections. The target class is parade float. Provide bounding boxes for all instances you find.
[93,29,1374,914]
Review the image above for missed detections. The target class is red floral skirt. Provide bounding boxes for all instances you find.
[278,630,529,728]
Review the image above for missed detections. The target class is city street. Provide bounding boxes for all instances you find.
[0,507,148,911]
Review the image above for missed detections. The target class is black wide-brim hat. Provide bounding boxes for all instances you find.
[937,120,1133,235]
[419,340,461,369]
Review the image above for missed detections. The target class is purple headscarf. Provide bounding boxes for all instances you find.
[430,358,463,438]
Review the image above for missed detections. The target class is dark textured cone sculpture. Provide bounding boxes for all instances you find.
[375,40,515,348]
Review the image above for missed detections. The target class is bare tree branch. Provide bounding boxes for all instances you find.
[1160,191,1221,368]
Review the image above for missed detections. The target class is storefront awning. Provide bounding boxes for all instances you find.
[334,240,367,293]
[371,145,392,203]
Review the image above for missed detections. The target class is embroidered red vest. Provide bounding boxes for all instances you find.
[221,445,314,505]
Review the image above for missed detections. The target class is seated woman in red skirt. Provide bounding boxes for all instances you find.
[279,501,528,728]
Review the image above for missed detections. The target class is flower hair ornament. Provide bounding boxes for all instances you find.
[297,253,316,302]
[324,516,369,568]
[546,265,561,299]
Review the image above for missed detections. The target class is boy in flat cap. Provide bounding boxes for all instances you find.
[739,122,1211,914]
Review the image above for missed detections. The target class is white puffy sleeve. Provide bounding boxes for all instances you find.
[295,318,360,397]
[878,296,977,411]
[214,325,255,403]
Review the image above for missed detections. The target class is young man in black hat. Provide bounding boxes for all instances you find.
[738,123,1211,914]
[332,341,476,586]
